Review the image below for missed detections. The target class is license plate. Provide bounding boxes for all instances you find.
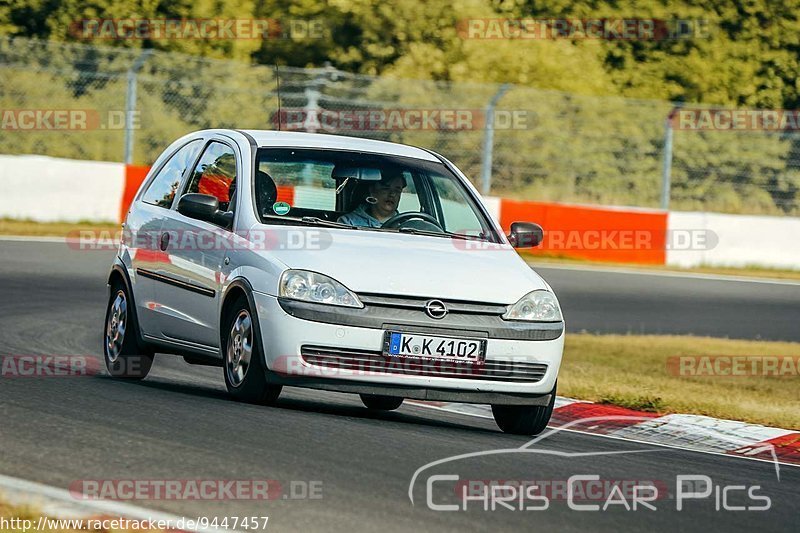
[383,332,485,362]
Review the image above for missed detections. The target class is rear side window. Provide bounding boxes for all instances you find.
[141,140,202,208]
[258,158,336,210]
[184,142,238,212]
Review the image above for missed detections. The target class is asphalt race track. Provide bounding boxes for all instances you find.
[1,240,799,532]
[533,264,800,342]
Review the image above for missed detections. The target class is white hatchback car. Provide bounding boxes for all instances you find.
[104,130,565,435]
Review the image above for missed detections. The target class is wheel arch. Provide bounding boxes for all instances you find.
[220,278,268,368]
[107,263,131,296]
[106,263,149,350]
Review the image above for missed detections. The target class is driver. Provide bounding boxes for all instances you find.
[338,171,406,228]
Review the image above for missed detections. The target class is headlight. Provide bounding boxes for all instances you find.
[278,270,363,308]
[504,290,562,322]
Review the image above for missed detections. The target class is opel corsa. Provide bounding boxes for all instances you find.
[103,130,565,435]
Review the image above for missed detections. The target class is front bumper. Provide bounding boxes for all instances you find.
[253,292,564,404]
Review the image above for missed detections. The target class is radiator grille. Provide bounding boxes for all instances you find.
[300,346,547,383]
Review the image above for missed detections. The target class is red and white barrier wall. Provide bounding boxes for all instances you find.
[1,155,797,270]
[0,155,126,222]
[667,211,800,270]
[498,198,668,264]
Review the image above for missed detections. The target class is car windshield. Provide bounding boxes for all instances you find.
[254,148,499,242]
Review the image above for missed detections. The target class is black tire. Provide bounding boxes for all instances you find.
[360,394,404,411]
[491,383,556,435]
[222,294,281,405]
[103,280,154,380]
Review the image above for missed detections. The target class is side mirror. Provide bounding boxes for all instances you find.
[508,221,544,248]
[177,193,233,227]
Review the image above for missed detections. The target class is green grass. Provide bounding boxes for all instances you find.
[0,218,120,237]
[562,334,800,429]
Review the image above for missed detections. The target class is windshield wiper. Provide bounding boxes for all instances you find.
[260,215,357,229]
[301,216,359,229]
[395,227,476,241]
[396,227,498,243]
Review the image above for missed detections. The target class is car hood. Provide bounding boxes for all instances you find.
[255,226,548,304]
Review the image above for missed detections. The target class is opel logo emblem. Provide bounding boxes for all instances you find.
[425,299,448,319]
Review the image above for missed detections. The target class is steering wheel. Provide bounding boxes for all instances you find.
[381,211,443,230]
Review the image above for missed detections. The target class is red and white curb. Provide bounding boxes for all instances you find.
[410,397,800,467]
[0,474,245,533]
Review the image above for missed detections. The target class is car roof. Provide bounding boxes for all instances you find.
[237,130,440,162]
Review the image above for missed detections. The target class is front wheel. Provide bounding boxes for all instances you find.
[491,383,556,435]
[222,295,281,405]
[360,394,403,411]
[103,281,153,380]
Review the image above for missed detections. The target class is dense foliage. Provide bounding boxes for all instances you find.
[1,1,799,213]
[3,0,799,108]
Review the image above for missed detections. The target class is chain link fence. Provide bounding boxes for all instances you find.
[1,36,798,215]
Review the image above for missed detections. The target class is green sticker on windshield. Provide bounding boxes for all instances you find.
[273,202,291,215]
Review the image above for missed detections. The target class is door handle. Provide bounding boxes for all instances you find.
[159,232,170,251]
